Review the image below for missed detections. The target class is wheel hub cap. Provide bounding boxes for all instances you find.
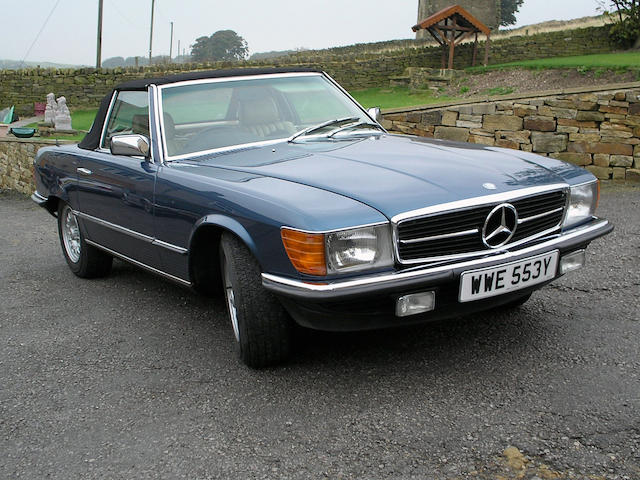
[223,257,240,342]
[62,208,81,263]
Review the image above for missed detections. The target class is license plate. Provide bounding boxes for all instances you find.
[459,251,559,302]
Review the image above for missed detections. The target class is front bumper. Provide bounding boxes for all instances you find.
[31,191,48,206]
[262,218,612,330]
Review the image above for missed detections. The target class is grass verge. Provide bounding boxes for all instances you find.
[25,108,97,142]
[468,52,640,72]
[350,86,455,109]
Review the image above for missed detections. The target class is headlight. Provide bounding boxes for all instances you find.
[563,181,599,229]
[326,225,394,273]
[281,224,394,276]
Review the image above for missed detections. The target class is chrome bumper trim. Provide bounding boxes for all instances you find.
[31,191,48,205]
[262,218,611,297]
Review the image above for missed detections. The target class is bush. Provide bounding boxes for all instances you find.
[609,19,640,48]
[601,1,640,48]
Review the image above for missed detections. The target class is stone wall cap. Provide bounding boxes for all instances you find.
[0,137,75,145]
[382,81,640,115]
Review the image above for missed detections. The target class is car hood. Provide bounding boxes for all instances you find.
[187,134,588,220]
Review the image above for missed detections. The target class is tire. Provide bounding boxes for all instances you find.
[57,203,112,278]
[219,232,292,368]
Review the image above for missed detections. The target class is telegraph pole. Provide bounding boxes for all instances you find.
[169,21,174,61]
[148,0,155,65]
[96,0,104,68]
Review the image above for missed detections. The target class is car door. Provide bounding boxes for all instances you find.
[75,89,162,269]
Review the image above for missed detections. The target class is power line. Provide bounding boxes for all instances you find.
[20,0,63,68]
[106,0,138,28]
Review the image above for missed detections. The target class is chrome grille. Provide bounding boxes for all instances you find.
[396,189,567,263]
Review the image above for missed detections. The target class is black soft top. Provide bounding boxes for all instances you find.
[79,67,319,150]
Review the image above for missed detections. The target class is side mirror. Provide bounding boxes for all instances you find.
[110,134,150,158]
[367,107,381,122]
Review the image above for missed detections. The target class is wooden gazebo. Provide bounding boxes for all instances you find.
[412,5,491,69]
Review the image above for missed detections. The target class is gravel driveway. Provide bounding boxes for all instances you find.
[1,184,639,479]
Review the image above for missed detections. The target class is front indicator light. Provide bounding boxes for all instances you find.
[281,228,326,276]
[396,292,436,317]
[282,224,394,276]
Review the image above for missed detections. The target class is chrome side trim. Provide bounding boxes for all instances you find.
[152,239,188,255]
[518,206,564,225]
[391,184,569,225]
[74,210,188,255]
[85,239,191,287]
[399,228,478,245]
[99,91,118,150]
[262,219,610,294]
[151,84,166,164]
[281,221,388,235]
[74,210,154,243]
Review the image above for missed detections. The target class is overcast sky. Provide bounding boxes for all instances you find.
[1,0,605,66]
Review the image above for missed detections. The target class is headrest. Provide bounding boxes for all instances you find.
[239,96,280,126]
[163,112,176,138]
[131,114,149,136]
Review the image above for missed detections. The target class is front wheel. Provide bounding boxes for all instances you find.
[220,233,292,368]
[57,203,112,278]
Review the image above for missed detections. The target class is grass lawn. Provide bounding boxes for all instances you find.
[350,86,455,109]
[70,109,98,131]
[469,51,640,72]
[26,108,97,142]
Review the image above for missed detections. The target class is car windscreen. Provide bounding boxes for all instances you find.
[159,74,368,159]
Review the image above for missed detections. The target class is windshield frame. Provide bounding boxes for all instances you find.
[155,71,378,162]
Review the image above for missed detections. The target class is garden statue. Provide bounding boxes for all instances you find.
[54,96,72,131]
[44,93,56,124]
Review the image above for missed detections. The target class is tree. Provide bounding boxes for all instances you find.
[598,0,640,48]
[191,30,249,62]
[500,0,525,27]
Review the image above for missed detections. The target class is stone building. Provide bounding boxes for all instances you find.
[416,0,501,39]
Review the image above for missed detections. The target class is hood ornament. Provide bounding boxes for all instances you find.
[483,183,497,190]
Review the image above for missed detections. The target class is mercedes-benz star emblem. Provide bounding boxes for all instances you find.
[482,203,518,248]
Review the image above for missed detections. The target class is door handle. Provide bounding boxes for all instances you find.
[77,168,92,175]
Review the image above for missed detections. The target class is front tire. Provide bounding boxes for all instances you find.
[57,203,112,278]
[220,233,292,368]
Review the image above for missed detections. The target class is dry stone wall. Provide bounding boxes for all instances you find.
[381,84,640,182]
[1,25,614,116]
[0,138,73,194]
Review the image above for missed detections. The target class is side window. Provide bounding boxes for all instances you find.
[101,90,149,149]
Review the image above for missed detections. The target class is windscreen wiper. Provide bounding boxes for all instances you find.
[326,121,385,138]
[288,116,361,142]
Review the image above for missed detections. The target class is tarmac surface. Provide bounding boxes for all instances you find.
[1,184,639,479]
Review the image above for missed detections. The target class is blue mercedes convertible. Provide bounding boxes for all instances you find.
[32,68,612,367]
